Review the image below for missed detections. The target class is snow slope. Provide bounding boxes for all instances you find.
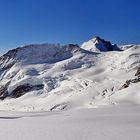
[0,37,140,111]
[0,107,140,140]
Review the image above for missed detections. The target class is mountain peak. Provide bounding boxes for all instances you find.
[81,36,121,52]
[92,36,101,40]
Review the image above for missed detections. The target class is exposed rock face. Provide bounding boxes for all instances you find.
[0,85,9,100]
[135,67,140,77]
[120,68,140,90]
[94,36,119,51]
[0,83,44,99]
[120,80,131,90]
[81,36,121,52]
[10,84,44,98]
[50,103,67,111]
[0,49,17,71]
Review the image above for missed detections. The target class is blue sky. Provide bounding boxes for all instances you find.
[0,0,140,54]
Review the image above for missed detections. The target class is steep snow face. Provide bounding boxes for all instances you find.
[0,37,140,111]
[81,36,121,52]
[1,44,81,65]
[0,43,96,97]
[0,43,81,82]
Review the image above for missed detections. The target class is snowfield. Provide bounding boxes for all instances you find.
[0,36,140,140]
[0,107,140,140]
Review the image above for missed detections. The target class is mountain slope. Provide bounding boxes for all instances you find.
[0,37,139,111]
[81,36,121,52]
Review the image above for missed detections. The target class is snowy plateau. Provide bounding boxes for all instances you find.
[0,36,140,140]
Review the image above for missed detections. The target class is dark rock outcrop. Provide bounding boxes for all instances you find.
[95,36,121,51]
[10,84,44,98]
[0,83,44,99]
[81,36,122,52]
[135,67,140,77]
[120,68,140,90]
[0,49,18,70]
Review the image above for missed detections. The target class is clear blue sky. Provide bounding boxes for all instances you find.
[0,0,140,54]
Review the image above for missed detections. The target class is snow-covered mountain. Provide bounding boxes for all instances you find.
[0,37,140,111]
[81,36,121,52]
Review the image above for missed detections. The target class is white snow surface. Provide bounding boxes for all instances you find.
[0,107,140,140]
[0,39,140,111]
[120,44,140,50]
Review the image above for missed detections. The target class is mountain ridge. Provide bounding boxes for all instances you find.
[0,36,139,111]
[81,36,121,52]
